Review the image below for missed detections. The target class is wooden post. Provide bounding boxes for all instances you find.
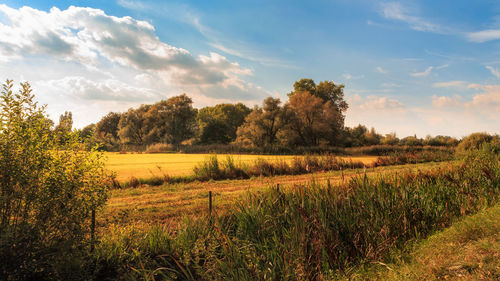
[91,209,95,252]
[341,167,344,182]
[276,184,280,193]
[208,191,212,218]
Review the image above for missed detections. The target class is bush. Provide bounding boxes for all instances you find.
[0,80,111,279]
[457,132,499,153]
[145,143,175,153]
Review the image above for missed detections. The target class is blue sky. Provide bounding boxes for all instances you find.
[0,0,499,137]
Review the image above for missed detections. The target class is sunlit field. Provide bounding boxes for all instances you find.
[104,152,378,181]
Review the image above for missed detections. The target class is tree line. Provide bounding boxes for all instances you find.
[66,78,461,151]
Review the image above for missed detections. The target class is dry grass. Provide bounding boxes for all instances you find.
[100,161,447,229]
[103,152,378,181]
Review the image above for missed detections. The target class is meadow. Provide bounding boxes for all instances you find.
[102,161,446,227]
[104,152,378,181]
[93,149,499,280]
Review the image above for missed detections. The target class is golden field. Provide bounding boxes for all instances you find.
[103,152,378,181]
[101,161,448,228]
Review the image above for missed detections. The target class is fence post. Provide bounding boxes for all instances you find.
[208,191,212,219]
[91,208,95,252]
[276,183,280,193]
[341,167,344,182]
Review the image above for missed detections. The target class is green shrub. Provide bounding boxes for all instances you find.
[457,132,499,153]
[0,80,111,279]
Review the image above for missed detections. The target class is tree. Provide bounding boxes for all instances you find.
[381,132,399,145]
[0,80,110,278]
[149,94,197,146]
[118,104,151,147]
[197,103,251,144]
[282,91,343,146]
[236,97,284,147]
[286,79,348,145]
[457,132,498,152]
[94,112,121,151]
[54,111,73,144]
[289,79,348,114]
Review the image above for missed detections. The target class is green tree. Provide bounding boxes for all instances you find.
[381,132,399,145]
[147,94,197,146]
[236,97,284,147]
[457,132,498,152]
[197,103,251,144]
[94,112,121,151]
[0,80,110,278]
[282,91,342,146]
[289,79,348,113]
[54,111,73,144]
[118,104,152,147]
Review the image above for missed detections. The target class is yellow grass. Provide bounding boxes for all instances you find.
[103,152,378,181]
[101,161,449,229]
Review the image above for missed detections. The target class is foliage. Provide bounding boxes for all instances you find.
[288,78,348,114]
[94,112,122,151]
[282,91,344,146]
[235,97,284,147]
[0,80,111,279]
[95,149,499,280]
[117,104,152,147]
[145,143,175,153]
[197,103,251,144]
[457,132,499,153]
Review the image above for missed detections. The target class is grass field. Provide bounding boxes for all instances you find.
[101,161,448,228]
[103,152,378,181]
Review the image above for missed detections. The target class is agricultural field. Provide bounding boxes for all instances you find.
[102,160,447,228]
[103,152,378,181]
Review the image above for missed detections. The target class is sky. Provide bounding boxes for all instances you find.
[0,0,499,138]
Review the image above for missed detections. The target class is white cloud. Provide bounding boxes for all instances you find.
[431,95,461,108]
[410,66,433,77]
[380,2,444,33]
[342,73,364,80]
[0,5,255,89]
[432,81,467,88]
[376,66,388,74]
[467,29,500,43]
[0,4,274,127]
[347,94,405,111]
[346,87,500,137]
[486,66,500,78]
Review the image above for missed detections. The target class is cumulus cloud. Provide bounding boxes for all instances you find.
[0,4,271,127]
[431,95,461,108]
[348,94,405,110]
[410,66,433,77]
[0,4,254,88]
[35,76,161,102]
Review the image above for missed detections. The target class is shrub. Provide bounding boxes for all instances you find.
[145,143,175,153]
[457,132,499,153]
[0,80,111,279]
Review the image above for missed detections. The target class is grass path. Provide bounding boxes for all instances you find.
[103,152,378,181]
[344,203,500,280]
[102,161,450,228]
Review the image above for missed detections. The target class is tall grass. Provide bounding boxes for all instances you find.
[192,154,365,181]
[94,149,499,280]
